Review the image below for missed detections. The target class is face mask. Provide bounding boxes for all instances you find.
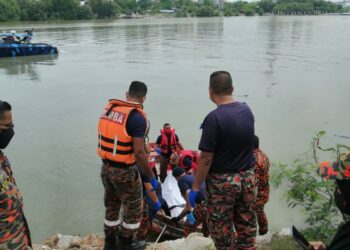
[0,128,14,149]
[334,187,350,215]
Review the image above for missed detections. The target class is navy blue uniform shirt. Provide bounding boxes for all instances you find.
[178,175,205,203]
[126,109,146,138]
[199,102,255,173]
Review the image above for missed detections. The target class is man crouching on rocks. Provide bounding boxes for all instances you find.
[0,100,32,250]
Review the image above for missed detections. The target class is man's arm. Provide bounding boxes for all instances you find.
[192,151,214,191]
[144,182,159,203]
[177,142,184,151]
[154,135,162,152]
[184,190,192,211]
[155,136,161,147]
[133,137,155,178]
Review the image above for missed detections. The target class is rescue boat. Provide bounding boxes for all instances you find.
[0,29,58,58]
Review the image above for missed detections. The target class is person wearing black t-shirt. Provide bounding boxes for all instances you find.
[190,71,257,250]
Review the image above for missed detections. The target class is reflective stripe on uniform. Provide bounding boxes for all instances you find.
[122,221,140,230]
[104,219,121,227]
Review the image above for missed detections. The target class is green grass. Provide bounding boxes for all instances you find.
[258,236,301,250]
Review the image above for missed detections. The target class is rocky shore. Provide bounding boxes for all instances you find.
[33,229,294,250]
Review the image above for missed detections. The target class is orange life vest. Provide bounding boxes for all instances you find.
[97,99,146,167]
[160,128,177,155]
[179,150,199,170]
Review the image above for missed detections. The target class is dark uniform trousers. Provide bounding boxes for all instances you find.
[135,199,150,241]
[206,169,257,250]
[101,163,143,238]
[255,185,269,235]
[253,149,270,235]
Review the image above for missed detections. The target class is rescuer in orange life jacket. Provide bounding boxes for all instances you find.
[155,123,184,183]
[97,81,158,250]
[0,100,32,250]
[170,150,199,175]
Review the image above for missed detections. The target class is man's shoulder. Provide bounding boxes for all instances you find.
[129,109,146,120]
[126,109,147,137]
[257,148,269,159]
[156,135,162,142]
[0,153,10,166]
[229,101,252,112]
[207,108,220,116]
[203,109,219,124]
[254,149,270,166]
[127,110,146,126]
[180,174,194,183]
[205,102,252,119]
[178,175,193,190]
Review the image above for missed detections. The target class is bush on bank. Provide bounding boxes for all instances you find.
[271,131,350,243]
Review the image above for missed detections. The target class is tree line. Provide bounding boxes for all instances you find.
[223,0,342,16]
[0,0,344,21]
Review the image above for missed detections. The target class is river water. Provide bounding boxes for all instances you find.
[0,16,349,242]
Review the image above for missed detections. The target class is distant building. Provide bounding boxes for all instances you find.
[159,9,176,13]
[336,0,350,7]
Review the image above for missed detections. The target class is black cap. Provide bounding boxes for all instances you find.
[172,167,185,178]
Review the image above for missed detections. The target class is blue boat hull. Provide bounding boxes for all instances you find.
[0,43,58,57]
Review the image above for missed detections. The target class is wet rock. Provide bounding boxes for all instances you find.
[149,233,215,250]
[37,230,281,250]
[56,234,82,249]
[82,233,104,248]
[43,234,59,248]
[33,244,53,250]
[181,233,214,250]
[69,236,82,248]
[146,238,184,250]
[57,234,71,249]
[256,232,273,245]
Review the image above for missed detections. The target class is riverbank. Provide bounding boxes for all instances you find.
[32,229,300,250]
[0,0,345,22]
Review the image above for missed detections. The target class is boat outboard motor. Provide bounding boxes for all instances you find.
[22,28,33,43]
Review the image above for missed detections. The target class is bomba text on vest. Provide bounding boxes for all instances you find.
[101,109,126,125]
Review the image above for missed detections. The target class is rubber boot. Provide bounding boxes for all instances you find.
[131,239,147,250]
[118,236,146,250]
[104,229,118,250]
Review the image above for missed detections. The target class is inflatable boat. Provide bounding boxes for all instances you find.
[0,29,58,58]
